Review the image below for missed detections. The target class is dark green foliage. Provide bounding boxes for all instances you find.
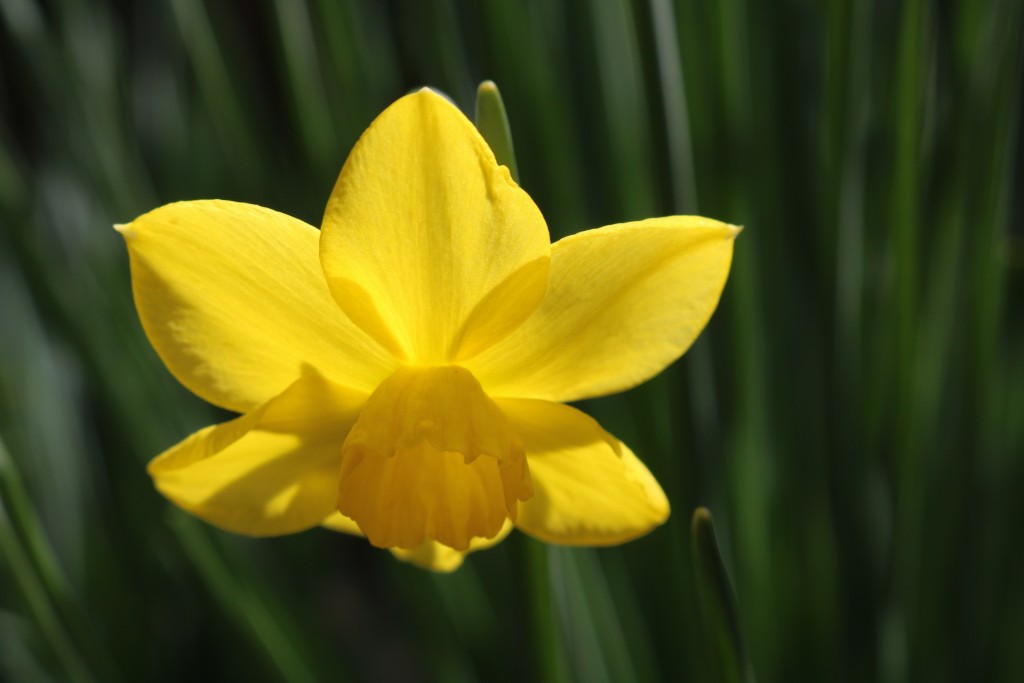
[0,1,1021,681]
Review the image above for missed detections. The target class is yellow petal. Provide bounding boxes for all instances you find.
[120,200,397,413]
[321,513,513,572]
[468,217,739,401]
[321,511,363,536]
[149,371,366,536]
[337,366,531,551]
[498,398,669,545]
[320,89,551,363]
[391,518,514,572]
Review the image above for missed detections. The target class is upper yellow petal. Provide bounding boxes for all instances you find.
[120,200,397,413]
[319,89,551,363]
[498,398,669,545]
[149,371,366,536]
[467,217,738,401]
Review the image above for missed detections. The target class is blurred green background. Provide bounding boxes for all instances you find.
[1,1,1022,681]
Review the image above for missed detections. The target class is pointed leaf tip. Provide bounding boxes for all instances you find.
[474,80,520,183]
[691,507,755,683]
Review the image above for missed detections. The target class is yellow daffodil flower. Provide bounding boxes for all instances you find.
[118,88,738,572]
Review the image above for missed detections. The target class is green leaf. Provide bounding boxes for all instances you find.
[474,80,520,183]
[692,507,755,683]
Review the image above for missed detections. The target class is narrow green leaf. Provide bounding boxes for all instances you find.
[557,549,642,683]
[522,538,570,683]
[271,0,337,172]
[692,507,754,683]
[167,0,260,176]
[474,80,520,183]
[0,437,96,683]
[169,513,322,683]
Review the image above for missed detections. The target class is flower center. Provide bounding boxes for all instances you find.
[337,365,532,550]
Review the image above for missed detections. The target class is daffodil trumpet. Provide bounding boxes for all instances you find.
[119,87,738,571]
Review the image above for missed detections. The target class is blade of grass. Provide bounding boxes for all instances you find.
[704,0,778,674]
[886,2,931,680]
[0,438,95,683]
[167,0,260,178]
[588,0,655,218]
[547,547,612,683]
[168,513,324,683]
[475,81,519,182]
[271,0,338,174]
[825,1,880,677]
[523,538,570,683]
[956,1,1024,676]
[647,0,698,213]
[565,550,643,683]
[0,436,117,680]
[691,507,754,683]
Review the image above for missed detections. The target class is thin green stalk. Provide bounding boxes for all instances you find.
[167,0,260,176]
[830,0,872,401]
[0,0,152,213]
[588,0,655,218]
[888,0,929,488]
[0,507,93,683]
[168,513,321,683]
[524,539,570,683]
[430,565,500,652]
[564,550,642,683]
[886,3,931,680]
[600,552,663,683]
[271,0,338,173]
[826,2,878,677]
[965,0,1023,454]
[691,508,754,683]
[644,14,725,674]
[547,548,621,683]
[708,0,776,674]
[0,436,117,681]
[647,0,698,213]
[0,440,94,683]
[958,3,1024,676]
